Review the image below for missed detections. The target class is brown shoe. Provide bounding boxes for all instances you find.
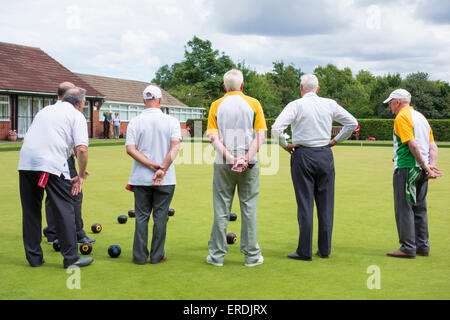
[387,249,415,259]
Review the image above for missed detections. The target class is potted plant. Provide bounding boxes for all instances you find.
[8,129,18,142]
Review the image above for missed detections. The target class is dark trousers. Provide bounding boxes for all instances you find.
[290,146,335,258]
[393,168,429,255]
[45,156,86,242]
[19,171,79,268]
[133,185,175,263]
[103,121,109,138]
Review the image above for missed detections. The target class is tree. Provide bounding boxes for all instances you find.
[314,64,354,101]
[267,61,303,107]
[239,63,282,117]
[152,36,235,110]
[402,72,446,119]
[371,73,402,118]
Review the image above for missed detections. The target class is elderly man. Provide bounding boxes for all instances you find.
[18,87,92,268]
[206,69,267,267]
[44,82,95,246]
[126,85,181,265]
[272,74,358,261]
[384,89,442,258]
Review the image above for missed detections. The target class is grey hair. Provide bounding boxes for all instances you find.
[223,69,244,91]
[62,87,86,107]
[300,74,319,93]
[399,97,411,103]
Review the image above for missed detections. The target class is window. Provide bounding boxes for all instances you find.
[0,95,10,121]
[167,106,204,122]
[82,100,91,121]
[100,103,145,121]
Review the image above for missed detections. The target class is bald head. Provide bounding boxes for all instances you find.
[57,82,75,99]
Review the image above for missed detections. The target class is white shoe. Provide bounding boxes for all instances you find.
[245,256,264,267]
[206,255,223,267]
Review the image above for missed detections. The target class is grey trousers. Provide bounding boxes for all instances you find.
[393,168,429,255]
[291,146,335,258]
[133,185,175,263]
[208,163,262,265]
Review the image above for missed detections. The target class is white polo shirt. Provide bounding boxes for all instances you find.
[272,92,358,147]
[18,101,89,180]
[126,108,181,186]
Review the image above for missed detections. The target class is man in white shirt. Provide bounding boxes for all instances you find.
[43,82,95,246]
[272,74,358,261]
[18,87,92,268]
[126,85,181,265]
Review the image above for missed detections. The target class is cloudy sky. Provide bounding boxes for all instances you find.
[1,0,450,83]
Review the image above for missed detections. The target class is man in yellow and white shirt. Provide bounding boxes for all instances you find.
[384,88,442,259]
[206,69,267,267]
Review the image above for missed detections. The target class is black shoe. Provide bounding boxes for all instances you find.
[132,257,146,265]
[416,250,429,257]
[67,257,93,268]
[287,252,312,261]
[150,256,167,264]
[30,259,45,267]
[78,236,96,244]
[316,250,329,258]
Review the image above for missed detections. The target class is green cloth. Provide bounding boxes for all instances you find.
[406,167,422,204]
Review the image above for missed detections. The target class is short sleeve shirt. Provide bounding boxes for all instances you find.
[393,106,434,169]
[206,91,267,163]
[18,101,88,180]
[126,108,181,186]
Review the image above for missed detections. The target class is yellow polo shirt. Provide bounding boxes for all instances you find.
[393,106,434,169]
[207,91,267,163]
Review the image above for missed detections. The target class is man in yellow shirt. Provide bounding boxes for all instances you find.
[384,89,442,258]
[206,69,267,267]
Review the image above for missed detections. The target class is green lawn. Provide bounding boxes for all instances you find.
[0,142,449,300]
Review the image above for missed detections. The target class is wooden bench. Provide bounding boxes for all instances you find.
[331,126,359,140]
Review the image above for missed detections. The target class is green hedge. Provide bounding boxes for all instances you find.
[185,118,292,139]
[357,119,450,141]
[186,118,450,141]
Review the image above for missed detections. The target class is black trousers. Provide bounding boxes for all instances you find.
[103,121,109,138]
[290,146,335,258]
[19,170,79,268]
[45,156,86,242]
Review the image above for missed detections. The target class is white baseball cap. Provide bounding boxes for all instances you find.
[143,85,162,100]
[383,88,411,103]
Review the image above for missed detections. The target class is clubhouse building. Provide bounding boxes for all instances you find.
[0,41,205,140]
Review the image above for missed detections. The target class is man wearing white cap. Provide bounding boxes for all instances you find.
[125,85,181,264]
[384,88,442,259]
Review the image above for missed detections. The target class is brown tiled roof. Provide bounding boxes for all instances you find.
[0,42,103,98]
[75,73,188,107]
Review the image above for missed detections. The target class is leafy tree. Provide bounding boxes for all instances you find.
[314,64,354,102]
[267,61,303,107]
[152,36,235,110]
[153,37,449,120]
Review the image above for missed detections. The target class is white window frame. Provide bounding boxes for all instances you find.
[0,95,10,121]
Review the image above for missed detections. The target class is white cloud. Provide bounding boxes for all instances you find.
[0,0,449,83]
